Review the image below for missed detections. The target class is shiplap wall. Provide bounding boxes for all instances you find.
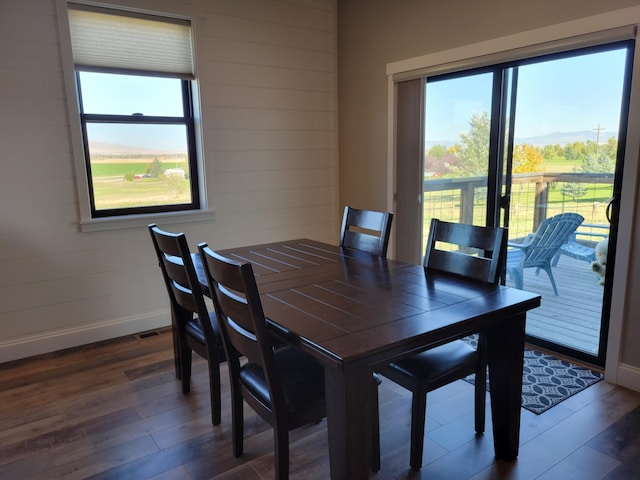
[0,0,338,362]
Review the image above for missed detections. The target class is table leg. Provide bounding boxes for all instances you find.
[324,365,372,480]
[486,312,526,460]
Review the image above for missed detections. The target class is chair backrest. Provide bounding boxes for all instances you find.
[521,212,584,267]
[198,243,285,411]
[339,206,394,257]
[148,224,214,337]
[423,219,507,284]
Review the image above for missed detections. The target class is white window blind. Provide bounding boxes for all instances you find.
[67,4,194,78]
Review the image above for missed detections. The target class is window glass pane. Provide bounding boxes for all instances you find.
[423,72,493,252]
[507,48,627,357]
[85,123,192,211]
[79,72,184,116]
[509,49,626,241]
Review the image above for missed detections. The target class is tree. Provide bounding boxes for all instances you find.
[428,145,448,157]
[541,143,564,163]
[579,152,614,173]
[147,157,163,177]
[578,137,617,173]
[563,141,587,161]
[561,182,587,205]
[447,111,490,176]
[160,171,189,198]
[513,143,544,173]
[424,152,460,176]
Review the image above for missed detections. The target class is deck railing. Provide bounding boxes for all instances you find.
[423,172,612,242]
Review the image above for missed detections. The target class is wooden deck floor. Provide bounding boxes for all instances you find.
[504,253,604,356]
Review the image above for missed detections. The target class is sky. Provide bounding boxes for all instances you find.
[82,45,630,152]
[424,46,629,144]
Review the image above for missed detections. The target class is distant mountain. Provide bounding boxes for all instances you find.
[425,130,618,149]
[89,140,184,155]
[516,130,618,146]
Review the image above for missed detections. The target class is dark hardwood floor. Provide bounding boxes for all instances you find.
[1,328,639,479]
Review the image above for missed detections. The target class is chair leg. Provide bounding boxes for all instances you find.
[409,391,427,470]
[507,267,524,290]
[370,379,381,472]
[542,265,559,295]
[171,310,181,379]
[207,359,222,425]
[231,383,244,458]
[180,347,192,394]
[273,424,290,480]
[474,365,487,434]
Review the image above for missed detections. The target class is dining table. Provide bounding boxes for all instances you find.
[202,238,541,480]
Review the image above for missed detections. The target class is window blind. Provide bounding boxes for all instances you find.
[67,4,194,78]
[394,78,425,265]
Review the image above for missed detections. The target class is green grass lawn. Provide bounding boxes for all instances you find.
[90,160,190,210]
[91,162,150,176]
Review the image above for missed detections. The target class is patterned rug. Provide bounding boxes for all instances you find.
[462,336,604,415]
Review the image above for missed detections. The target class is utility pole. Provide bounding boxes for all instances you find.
[593,123,605,159]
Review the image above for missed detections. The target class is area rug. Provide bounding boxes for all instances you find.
[462,336,604,415]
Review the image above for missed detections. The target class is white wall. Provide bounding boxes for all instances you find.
[0,0,338,362]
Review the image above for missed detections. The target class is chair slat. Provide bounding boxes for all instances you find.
[425,218,507,284]
[340,206,393,257]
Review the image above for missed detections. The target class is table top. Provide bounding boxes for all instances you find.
[216,238,541,370]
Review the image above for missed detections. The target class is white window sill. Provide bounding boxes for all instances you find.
[78,209,216,232]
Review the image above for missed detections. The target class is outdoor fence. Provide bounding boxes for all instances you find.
[423,172,613,244]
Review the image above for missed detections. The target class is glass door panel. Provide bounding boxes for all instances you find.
[507,47,628,360]
[423,72,494,253]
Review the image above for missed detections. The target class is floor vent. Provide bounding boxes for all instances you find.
[134,327,172,340]
[135,330,160,340]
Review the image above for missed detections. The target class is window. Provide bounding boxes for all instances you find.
[67,4,201,218]
[76,72,198,217]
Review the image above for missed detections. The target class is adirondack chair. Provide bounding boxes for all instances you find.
[506,212,584,295]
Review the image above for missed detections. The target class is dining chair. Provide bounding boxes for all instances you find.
[198,243,327,480]
[340,205,394,257]
[378,218,507,470]
[148,224,226,426]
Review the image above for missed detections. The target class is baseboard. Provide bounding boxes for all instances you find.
[0,310,171,364]
[615,363,640,393]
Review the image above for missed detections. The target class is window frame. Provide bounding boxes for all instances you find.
[76,71,201,218]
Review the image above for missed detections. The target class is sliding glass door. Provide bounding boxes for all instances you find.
[419,41,633,365]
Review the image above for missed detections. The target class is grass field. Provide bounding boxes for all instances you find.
[91,162,150,176]
[90,159,190,210]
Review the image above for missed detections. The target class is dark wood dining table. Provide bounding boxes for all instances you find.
[206,238,541,480]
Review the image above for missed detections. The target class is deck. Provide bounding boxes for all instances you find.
[504,252,604,355]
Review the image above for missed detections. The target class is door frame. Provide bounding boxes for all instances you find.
[386,7,640,384]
